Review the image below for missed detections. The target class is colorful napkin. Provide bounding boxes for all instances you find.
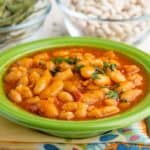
[0,115,150,150]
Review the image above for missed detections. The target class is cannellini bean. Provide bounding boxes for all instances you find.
[48,97,55,103]
[19,66,27,73]
[81,93,98,105]
[34,70,52,94]
[92,90,106,99]
[88,108,102,118]
[8,89,22,103]
[71,52,83,59]
[46,61,55,71]
[81,90,104,105]
[110,23,124,38]
[91,59,103,67]
[108,70,126,83]
[97,28,107,38]
[128,73,143,86]
[52,50,69,57]
[64,81,78,92]
[17,58,33,68]
[4,70,22,83]
[94,74,111,86]
[29,71,40,86]
[102,106,120,116]
[58,91,74,102]
[87,83,100,90]
[62,102,78,111]
[117,81,135,92]
[102,24,112,35]
[40,80,64,98]
[18,75,29,86]
[75,102,88,119]
[77,60,89,66]
[84,53,95,61]
[33,52,49,61]
[59,62,72,71]
[103,51,117,59]
[26,96,40,104]
[109,59,120,68]
[68,0,149,43]
[54,69,73,80]
[16,85,33,99]
[104,98,118,106]
[40,101,59,118]
[80,66,95,78]
[120,89,142,102]
[119,102,131,110]
[30,68,43,76]
[124,65,140,74]
[59,111,74,120]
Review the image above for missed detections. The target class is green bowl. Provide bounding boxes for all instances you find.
[0,37,150,138]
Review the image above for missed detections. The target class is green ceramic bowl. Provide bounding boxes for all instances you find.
[0,37,150,138]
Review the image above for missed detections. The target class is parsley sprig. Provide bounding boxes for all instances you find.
[94,66,105,74]
[106,90,119,99]
[103,62,117,71]
[91,72,100,79]
[52,57,78,65]
[74,64,84,72]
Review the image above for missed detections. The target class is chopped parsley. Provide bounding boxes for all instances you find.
[75,64,84,72]
[103,62,117,71]
[50,67,60,76]
[110,63,117,71]
[106,90,119,99]
[91,66,104,80]
[65,57,79,65]
[94,66,105,74]
[52,57,78,65]
[91,72,100,80]
[52,57,65,64]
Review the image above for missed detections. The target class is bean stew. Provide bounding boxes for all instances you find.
[4,47,148,120]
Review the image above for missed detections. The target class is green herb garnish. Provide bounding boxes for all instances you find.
[75,64,84,72]
[95,66,105,74]
[65,57,78,65]
[106,90,119,99]
[110,63,117,71]
[103,62,117,71]
[52,57,66,64]
[91,66,104,80]
[91,72,100,80]
[50,67,60,76]
[52,57,78,65]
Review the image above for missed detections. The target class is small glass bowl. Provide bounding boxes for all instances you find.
[0,0,51,48]
[56,0,150,44]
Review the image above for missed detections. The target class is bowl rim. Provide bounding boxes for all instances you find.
[0,0,51,32]
[0,37,150,131]
[56,0,150,22]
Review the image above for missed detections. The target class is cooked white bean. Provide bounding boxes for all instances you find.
[120,89,142,102]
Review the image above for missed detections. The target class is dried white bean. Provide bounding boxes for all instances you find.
[67,0,150,43]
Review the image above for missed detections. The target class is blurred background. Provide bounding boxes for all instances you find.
[0,0,149,52]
